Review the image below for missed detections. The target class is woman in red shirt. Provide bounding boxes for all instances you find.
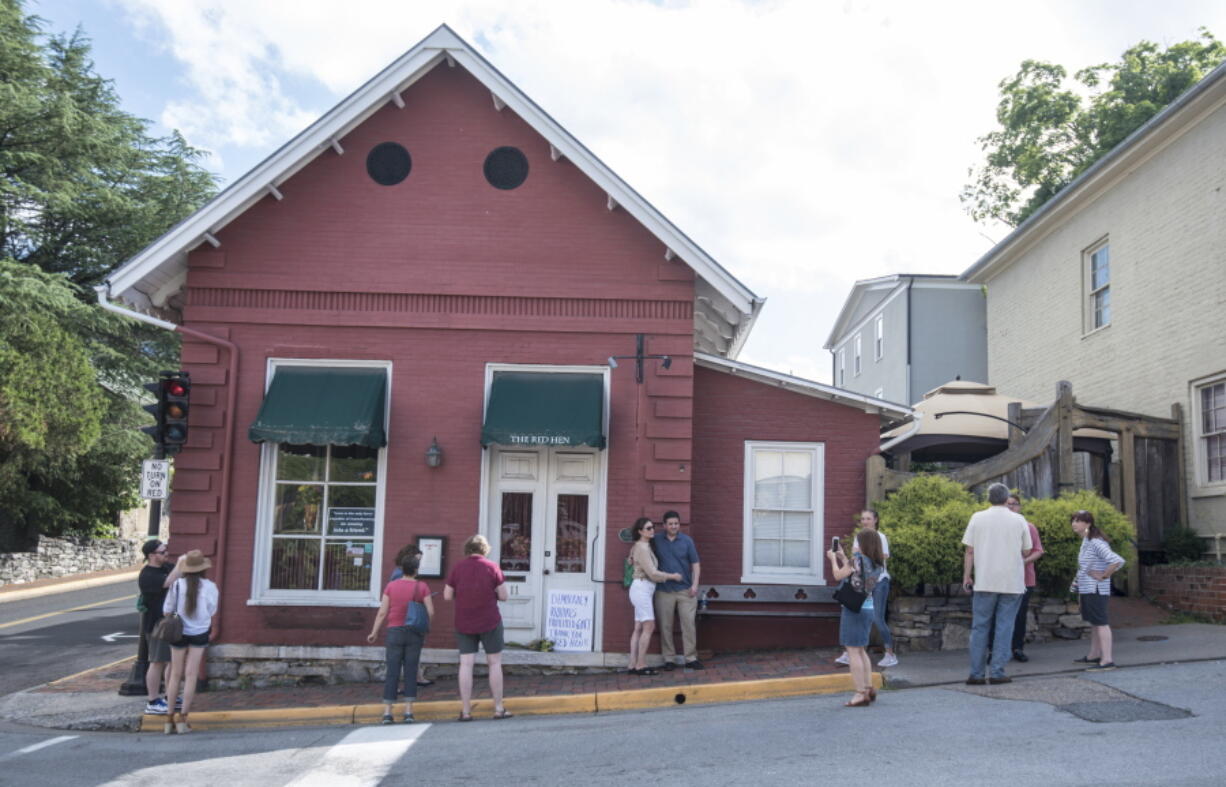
[367,555,434,724]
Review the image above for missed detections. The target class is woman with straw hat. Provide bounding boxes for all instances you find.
[162,549,219,734]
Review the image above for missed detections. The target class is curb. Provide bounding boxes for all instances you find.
[0,569,140,604]
[138,671,882,732]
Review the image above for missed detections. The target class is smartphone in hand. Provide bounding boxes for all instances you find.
[831,536,840,553]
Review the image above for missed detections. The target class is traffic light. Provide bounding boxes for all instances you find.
[141,371,191,455]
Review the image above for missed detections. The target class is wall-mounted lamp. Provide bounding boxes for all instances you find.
[608,334,672,383]
[425,436,444,468]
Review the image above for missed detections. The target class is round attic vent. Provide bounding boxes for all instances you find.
[366,142,412,186]
[483,146,529,190]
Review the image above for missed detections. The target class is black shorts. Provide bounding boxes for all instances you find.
[455,623,504,655]
[170,630,211,649]
[1079,593,1110,626]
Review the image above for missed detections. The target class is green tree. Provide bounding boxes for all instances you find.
[962,29,1226,227]
[0,0,217,287]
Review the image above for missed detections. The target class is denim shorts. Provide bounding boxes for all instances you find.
[170,630,210,649]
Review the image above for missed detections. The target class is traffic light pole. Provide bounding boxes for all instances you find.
[118,446,164,697]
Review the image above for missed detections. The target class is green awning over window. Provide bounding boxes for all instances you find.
[481,372,605,449]
[249,367,388,448]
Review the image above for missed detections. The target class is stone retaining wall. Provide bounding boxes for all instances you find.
[888,594,1087,652]
[0,536,142,587]
[1143,564,1226,622]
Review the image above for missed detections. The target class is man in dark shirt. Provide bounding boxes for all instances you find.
[652,511,703,670]
[138,540,180,714]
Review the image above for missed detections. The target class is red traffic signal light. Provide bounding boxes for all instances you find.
[140,371,191,454]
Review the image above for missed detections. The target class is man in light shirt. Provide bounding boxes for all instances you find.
[962,483,1032,685]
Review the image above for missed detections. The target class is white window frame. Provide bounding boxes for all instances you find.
[853,334,862,376]
[1192,372,1226,492]
[874,314,884,361]
[1085,239,1111,333]
[837,349,845,387]
[249,358,392,607]
[741,441,825,584]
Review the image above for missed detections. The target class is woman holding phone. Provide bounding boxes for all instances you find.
[827,529,884,707]
[836,509,897,668]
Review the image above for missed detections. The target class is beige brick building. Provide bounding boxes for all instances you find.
[963,62,1226,554]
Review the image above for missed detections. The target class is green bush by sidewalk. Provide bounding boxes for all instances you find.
[874,477,1135,597]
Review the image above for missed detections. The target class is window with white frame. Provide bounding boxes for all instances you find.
[1086,241,1110,331]
[837,349,845,386]
[874,315,884,360]
[1198,377,1226,485]
[742,442,824,583]
[252,360,389,604]
[853,334,862,376]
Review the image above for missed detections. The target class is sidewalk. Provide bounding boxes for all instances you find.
[5,599,1222,733]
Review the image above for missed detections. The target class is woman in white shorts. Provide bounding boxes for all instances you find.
[627,517,681,676]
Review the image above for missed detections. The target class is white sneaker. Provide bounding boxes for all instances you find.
[834,652,849,665]
[878,653,899,668]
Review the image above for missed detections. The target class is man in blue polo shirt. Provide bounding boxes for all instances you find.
[653,510,703,670]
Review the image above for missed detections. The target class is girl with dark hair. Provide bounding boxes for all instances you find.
[388,542,431,687]
[626,517,682,676]
[162,550,219,734]
[1071,510,1125,671]
[828,529,884,707]
[836,509,898,669]
[368,554,434,723]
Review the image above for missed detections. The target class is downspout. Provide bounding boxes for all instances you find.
[879,412,923,454]
[905,277,914,404]
[96,285,239,642]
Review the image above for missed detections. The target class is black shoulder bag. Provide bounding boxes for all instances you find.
[833,555,869,612]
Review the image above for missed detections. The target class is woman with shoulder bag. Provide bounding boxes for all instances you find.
[836,509,898,669]
[626,517,682,676]
[828,529,884,707]
[368,554,434,724]
[162,550,219,734]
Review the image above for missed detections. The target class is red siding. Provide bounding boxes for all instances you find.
[690,365,881,649]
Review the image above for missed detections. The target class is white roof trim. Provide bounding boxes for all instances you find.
[105,24,762,351]
[694,352,912,422]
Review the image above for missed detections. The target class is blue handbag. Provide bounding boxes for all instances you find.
[403,580,430,634]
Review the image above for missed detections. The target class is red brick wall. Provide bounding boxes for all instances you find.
[1143,564,1226,621]
[690,365,883,649]
[167,63,696,651]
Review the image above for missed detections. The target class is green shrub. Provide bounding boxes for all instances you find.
[876,477,1135,597]
[1162,527,1205,563]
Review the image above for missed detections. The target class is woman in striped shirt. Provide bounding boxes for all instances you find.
[1070,511,1126,671]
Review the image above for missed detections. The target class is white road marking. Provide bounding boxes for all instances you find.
[284,724,430,787]
[0,735,77,760]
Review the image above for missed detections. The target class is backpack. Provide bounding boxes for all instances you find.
[403,580,430,635]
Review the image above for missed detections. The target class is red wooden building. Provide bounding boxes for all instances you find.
[101,26,908,670]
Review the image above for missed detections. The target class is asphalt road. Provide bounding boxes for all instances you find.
[0,660,1223,786]
[0,583,142,696]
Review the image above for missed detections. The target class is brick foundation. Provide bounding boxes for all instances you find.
[1143,564,1226,621]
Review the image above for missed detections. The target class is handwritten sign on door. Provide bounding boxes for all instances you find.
[545,589,594,652]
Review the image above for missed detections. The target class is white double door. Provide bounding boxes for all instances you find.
[486,446,603,647]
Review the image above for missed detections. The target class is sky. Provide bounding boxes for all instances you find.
[32,0,1226,390]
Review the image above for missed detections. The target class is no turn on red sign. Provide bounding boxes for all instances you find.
[140,459,170,500]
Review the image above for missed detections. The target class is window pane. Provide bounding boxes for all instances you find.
[781,452,812,508]
[1091,247,1109,290]
[782,511,811,540]
[555,494,588,574]
[274,484,323,534]
[322,539,373,590]
[500,492,533,572]
[782,540,810,568]
[277,444,325,481]
[753,509,782,539]
[270,539,320,589]
[1209,435,1224,482]
[753,451,785,508]
[753,539,781,567]
[329,485,376,509]
[330,444,379,483]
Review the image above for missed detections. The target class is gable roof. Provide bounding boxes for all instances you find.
[694,352,912,424]
[823,273,969,349]
[104,24,764,357]
[963,60,1226,284]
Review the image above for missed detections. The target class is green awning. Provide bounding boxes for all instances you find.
[249,367,387,448]
[481,372,605,449]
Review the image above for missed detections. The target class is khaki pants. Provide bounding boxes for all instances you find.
[654,589,698,663]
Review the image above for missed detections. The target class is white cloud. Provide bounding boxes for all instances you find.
[106,0,1226,385]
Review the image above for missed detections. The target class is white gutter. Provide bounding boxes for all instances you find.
[879,412,923,454]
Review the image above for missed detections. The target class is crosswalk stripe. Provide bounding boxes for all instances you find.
[0,735,78,760]
[284,724,430,787]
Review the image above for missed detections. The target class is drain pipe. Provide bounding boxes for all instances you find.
[95,285,239,642]
[879,412,923,454]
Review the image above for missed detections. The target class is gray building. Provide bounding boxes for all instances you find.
[824,274,987,405]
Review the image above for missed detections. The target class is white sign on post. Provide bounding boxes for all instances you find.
[545,589,595,652]
[140,459,170,500]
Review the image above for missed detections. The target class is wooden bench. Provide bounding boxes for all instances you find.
[696,584,839,619]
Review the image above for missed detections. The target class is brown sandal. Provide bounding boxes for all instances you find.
[868,688,878,703]
[457,713,474,722]
[844,693,871,707]
[493,709,514,720]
